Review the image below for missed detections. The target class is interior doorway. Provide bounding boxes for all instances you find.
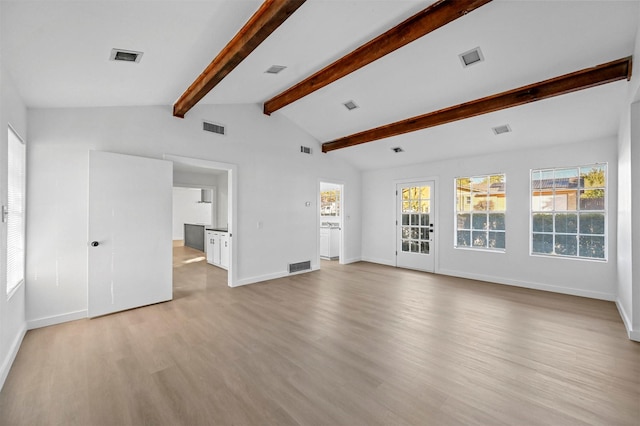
[319,181,344,266]
[165,155,237,287]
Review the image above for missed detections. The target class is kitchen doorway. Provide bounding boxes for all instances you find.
[319,181,344,267]
[165,155,237,287]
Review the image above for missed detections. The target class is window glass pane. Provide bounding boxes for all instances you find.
[472,192,488,211]
[457,194,472,212]
[532,213,553,232]
[457,213,470,230]
[488,231,505,249]
[457,231,471,247]
[472,214,487,230]
[579,189,605,211]
[410,227,419,239]
[420,228,429,240]
[402,201,411,213]
[402,240,410,252]
[579,236,605,259]
[402,227,410,239]
[420,200,430,213]
[579,213,605,235]
[402,214,410,226]
[555,234,577,256]
[532,233,553,254]
[532,192,554,211]
[554,191,577,211]
[555,213,577,234]
[581,166,606,189]
[7,126,25,294]
[420,241,430,254]
[410,214,419,225]
[402,188,410,200]
[488,213,505,230]
[420,214,430,226]
[554,168,579,188]
[410,187,419,200]
[472,231,487,247]
[420,186,430,199]
[532,170,554,189]
[411,241,420,253]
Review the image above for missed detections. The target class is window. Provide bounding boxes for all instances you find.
[531,164,606,260]
[320,189,340,216]
[6,125,26,295]
[455,174,506,250]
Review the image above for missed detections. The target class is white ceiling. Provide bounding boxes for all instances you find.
[2,0,638,170]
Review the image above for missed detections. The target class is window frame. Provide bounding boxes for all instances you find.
[454,173,507,252]
[6,124,26,297]
[529,163,608,262]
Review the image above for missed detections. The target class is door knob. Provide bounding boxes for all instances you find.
[90,241,99,247]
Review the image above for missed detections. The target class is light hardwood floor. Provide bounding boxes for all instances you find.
[1,246,638,425]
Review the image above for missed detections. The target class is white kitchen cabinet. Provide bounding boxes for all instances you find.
[220,233,229,269]
[205,230,228,270]
[320,227,340,259]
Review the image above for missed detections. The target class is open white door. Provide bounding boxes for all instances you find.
[88,151,173,318]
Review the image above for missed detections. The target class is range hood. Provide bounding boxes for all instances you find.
[198,189,212,204]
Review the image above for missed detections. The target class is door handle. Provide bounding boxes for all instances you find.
[90,241,99,247]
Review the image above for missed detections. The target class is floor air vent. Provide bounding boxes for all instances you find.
[203,121,225,135]
[289,261,311,273]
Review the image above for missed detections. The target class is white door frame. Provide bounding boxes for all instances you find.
[318,179,346,267]
[394,176,439,273]
[164,154,238,287]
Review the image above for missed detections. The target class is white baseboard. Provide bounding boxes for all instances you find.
[340,256,362,265]
[360,256,395,267]
[0,324,27,392]
[27,310,87,330]
[232,266,320,287]
[616,300,640,342]
[437,269,616,301]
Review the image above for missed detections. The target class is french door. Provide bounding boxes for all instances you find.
[396,181,435,272]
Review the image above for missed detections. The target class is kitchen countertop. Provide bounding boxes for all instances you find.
[206,227,228,232]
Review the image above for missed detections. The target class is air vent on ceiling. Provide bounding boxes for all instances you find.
[289,260,311,274]
[300,146,312,154]
[459,47,484,68]
[265,65,287,74]
[343,100,359,111]
[492,124,512,135]
[109,48,143,63]
[391,147,404,153]
[203,121,226,135]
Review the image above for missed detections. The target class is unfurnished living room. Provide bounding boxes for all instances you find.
[0,0,639,425]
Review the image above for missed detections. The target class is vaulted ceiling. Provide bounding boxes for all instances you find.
[2,0,638,170]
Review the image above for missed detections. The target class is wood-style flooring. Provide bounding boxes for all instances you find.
[0,246,638,425]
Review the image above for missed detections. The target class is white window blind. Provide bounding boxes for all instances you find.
[7,126,25,295]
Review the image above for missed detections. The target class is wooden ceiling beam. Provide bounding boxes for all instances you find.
[173,0,306,118]
[263,0,493,116]
[322,57,633,153]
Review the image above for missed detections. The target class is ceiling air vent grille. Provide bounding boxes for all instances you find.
[343,100,359,111]
[459,47,484,68]
[300,146,312,154]
[265,65,287,74]
[203,121,225,135]
[110,48,143,63]
[492,124,512,135]
[289,260,311,274]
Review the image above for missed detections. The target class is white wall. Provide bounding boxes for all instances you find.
[25,103,361,326]
[172,187,213,240]
[0,61,28,388]
[362,137,618,301]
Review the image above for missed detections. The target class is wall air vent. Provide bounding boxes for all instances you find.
[289,260,311,274]
[265,65,287,74]
[203,121,225,135]
[109,48,143,63]
[300,146,312,154]
[343,100,359,111]
[492,124,512,135]
[459,47,484,68]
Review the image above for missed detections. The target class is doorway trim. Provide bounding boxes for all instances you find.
[164,154,238,287]
[318,179,346,267]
